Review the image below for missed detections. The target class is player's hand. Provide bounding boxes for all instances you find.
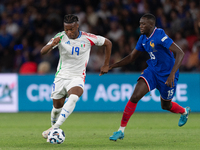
[165,73,175,88]
[99,65,109,76]
[51,37,61,47]
[109,65,113,70]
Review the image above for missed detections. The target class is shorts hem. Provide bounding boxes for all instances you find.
[160,96,172,101]
[138,76,151,91]
[51,95,65,100]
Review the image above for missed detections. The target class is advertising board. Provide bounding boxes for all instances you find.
[18,73,200,112]
[0,74,18,112]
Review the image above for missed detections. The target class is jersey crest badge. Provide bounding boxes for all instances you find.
[150,40,155,48]
[150,40,157,52]
[81,41,85,48]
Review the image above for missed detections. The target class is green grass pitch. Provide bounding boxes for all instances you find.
[0,112,199,150]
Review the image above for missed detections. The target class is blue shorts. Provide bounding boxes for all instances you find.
[139,67,179,100]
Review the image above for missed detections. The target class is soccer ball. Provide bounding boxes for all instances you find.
[47,128,65,144]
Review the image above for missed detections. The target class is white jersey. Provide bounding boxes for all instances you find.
[47,31,105,80]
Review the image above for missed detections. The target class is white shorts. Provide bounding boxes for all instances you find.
[51,77,84,100]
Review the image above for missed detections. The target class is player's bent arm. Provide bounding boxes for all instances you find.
[99,38,112,76]
[102,38,112,66]
[110,49,142,69]
[169,42,185,74]
[41,37,61,55]
[40,44,53,55]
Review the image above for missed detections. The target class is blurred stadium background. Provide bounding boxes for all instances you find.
[0,0,200,113]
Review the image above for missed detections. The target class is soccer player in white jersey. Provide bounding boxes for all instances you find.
[41,14,112,140]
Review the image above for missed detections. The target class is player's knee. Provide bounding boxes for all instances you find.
[130,94,141,103]
[161,104,171,110]
[53,97,66,108]
[53,100,64,108]
[53,103,63,109]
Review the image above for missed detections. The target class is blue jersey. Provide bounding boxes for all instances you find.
[136,27,178,77]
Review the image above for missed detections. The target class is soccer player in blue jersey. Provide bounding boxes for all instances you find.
[107,13,191,141]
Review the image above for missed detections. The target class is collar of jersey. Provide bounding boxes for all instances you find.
[146,27,157,40]
[77,30,82,38]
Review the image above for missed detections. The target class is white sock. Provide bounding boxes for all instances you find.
[53,94,79,128]
[118,126,125,133]
[51,106,62,126]
[182,108,187,115]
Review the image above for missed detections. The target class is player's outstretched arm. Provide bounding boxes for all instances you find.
[109,49,142,70]
[165,42,184,87]
[40,37,61,55]
[99,38,112,76]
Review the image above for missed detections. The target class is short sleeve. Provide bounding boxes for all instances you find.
[85,34,105,46]
[135,35,145,51]
[95,35,106,46]
[157,29,173,49]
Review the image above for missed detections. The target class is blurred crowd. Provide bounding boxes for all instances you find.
[0,0,200,74]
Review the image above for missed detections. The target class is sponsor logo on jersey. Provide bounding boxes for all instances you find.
[81,41,85,48]
[65,41,70,44]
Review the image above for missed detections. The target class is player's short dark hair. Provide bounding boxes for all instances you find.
[142,13,156,22]
[64,14,79,23]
